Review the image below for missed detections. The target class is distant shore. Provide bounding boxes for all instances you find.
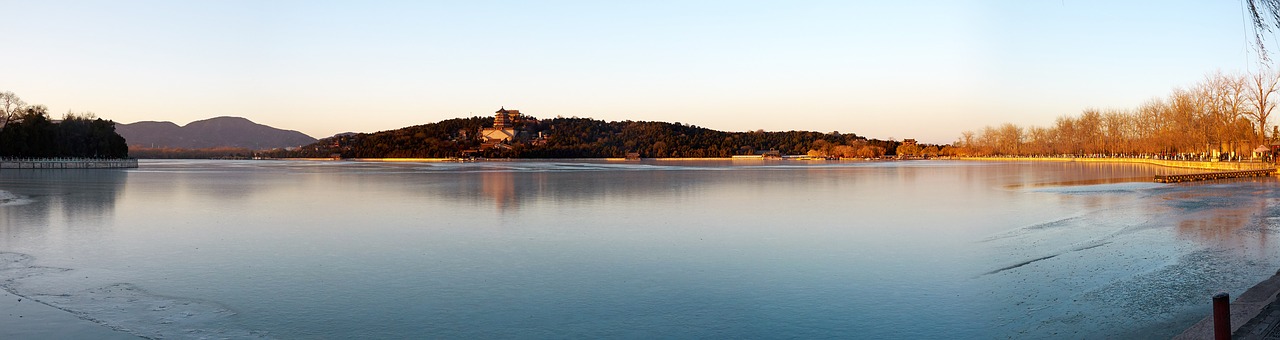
[154,157,1278,173]
[272,157,901,162]
[262,156,1276,172]
[960,156,1276,171]
[0,158,138,169]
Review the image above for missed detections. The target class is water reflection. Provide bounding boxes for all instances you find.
[480,171,517,212]
[1008,162,1204,189]
[0,169,127,236]
[3,160,1279,339]
[1177,208,1252,244]
[1168,179,1276,254]
[424,160,1217,217]
[438,166,716,213]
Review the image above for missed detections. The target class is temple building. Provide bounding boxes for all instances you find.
[481,107,526,148]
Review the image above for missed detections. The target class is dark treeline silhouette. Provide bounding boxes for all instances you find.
[265,116,912,159]
[515,118,894,158]
[129,147,256,159]
[0,92,128,158]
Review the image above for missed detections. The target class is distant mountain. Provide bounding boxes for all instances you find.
[116,116,317,150]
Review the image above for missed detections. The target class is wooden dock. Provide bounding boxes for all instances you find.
[0,158,138,169]
[1154,168,1276,183]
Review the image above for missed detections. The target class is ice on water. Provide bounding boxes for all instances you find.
[0,252,269,339]
[1027,181,1165,194]
[979,178,1280,337]
[3,160,1278,338]
[0,190,31,206]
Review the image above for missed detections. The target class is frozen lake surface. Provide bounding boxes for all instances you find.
[1,159,1278,338]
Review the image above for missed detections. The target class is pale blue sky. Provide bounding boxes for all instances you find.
[0,0,1262,143]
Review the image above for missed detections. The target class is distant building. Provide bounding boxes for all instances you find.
[481,107,528,148]
[902,139,917,146]
[733,150,783,160]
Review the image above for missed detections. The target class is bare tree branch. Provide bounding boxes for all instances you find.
[1248,0,1280,62]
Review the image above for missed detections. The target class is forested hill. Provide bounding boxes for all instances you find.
[267,116,907,159]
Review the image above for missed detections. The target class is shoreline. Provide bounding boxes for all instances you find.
[252,157,910,162]
[1175,270,1280,339]
[959,156,1276,171]
[215,156,1276,171]
[0,158,138,169]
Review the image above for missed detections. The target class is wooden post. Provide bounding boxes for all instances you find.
[1214,292,1230,340]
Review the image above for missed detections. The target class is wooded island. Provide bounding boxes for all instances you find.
[260,108,933,159]
[0,92,129,159]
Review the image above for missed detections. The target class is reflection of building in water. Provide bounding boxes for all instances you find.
[481,171,517,212]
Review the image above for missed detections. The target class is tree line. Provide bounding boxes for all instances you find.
[955,68,1280,158]
[129,147,256,159]
[0,92,129,158]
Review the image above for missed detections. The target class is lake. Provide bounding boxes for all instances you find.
[1,159,1278,338]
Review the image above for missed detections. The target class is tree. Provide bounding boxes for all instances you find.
[0,91,25,130]
[1024,126,1051,156]
[938,145,954,157]
[0,106,56,157]
[1201,71,1249,153]
[1101,109,1134,155]
[895,143,921,157]
[921,145,940,158]
[1076,110,1104,154]
[996,123,1024,155]
[856,145,885,158]
[0,93,129,158]
[1248,0,1280,61]
[1248,67,1280,145]
[808,139,833,157]
[959,131,975,148]
[832,145,856,158]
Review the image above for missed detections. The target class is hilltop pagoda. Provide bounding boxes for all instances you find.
[480,107,526,148]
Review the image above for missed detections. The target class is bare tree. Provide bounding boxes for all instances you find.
[0,91,25,130]
[1053,115,1079,154]
[1134,99,1165,154]
[1077,109,1104,154]
[1102,109,1133,155]
[1247,67,1280,145]
[997,123,1023,155]
[1200,72,1251,154]
[959,131,974,148]
[961,70,1280,157]
[1024,126,1051,156]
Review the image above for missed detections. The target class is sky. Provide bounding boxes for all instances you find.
[0,0,1266,144]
